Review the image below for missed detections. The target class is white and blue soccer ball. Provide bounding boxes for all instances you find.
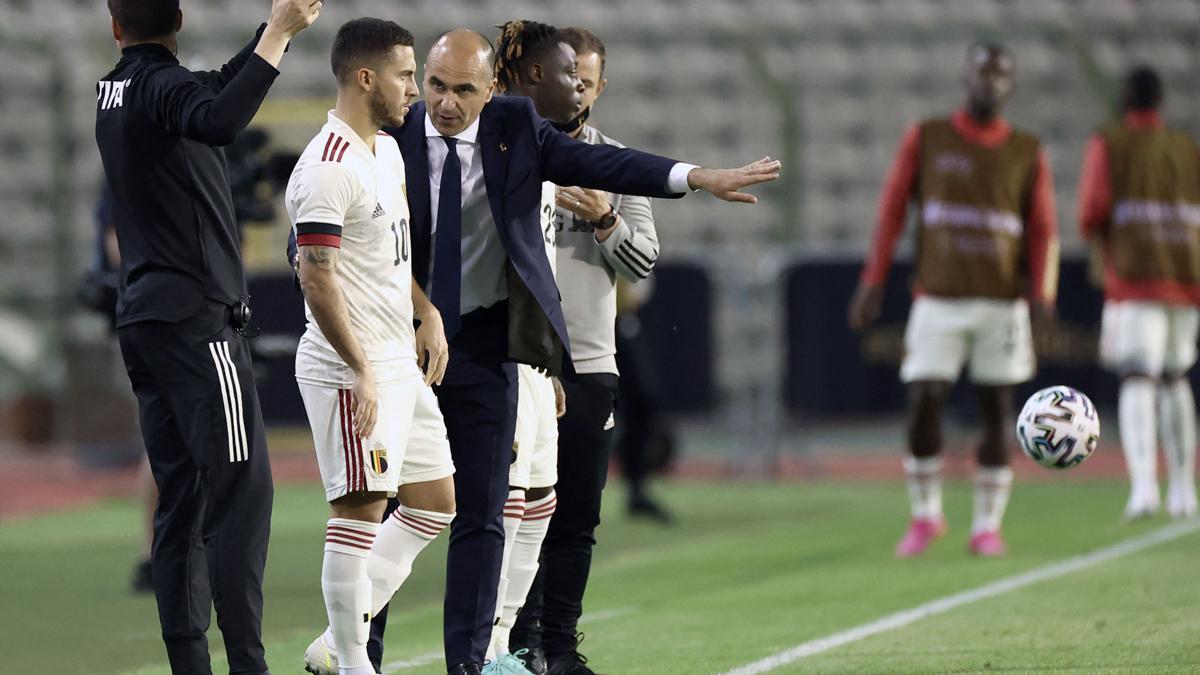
[1016,386,1100,470]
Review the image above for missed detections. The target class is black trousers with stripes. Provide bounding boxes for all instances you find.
[118,301,273,675]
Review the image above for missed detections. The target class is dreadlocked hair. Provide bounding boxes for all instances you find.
[494,19,561,92]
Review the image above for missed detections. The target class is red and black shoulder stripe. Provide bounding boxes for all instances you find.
[320,132,352,163]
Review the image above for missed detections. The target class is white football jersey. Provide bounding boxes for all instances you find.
[540,181,558,278]
[287,112,415,381]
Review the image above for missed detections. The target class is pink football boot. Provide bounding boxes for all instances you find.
[895,517,948,557]
[968,530,1007,557]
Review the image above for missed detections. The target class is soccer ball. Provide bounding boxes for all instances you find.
[1016,386,1100,470]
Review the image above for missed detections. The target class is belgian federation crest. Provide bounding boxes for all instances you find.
[369,443,389,476]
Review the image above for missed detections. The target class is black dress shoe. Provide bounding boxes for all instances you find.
[546,651,596,675]
[514,646,547,675]
[447,664,482,675]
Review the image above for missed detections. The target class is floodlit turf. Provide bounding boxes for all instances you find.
[2,479,1197,674]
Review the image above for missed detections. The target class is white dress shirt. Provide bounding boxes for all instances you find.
[425,110,698,317]
[426,114,508,315]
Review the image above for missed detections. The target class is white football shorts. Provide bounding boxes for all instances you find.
[511,365,559,489]
[900,296,1035,386]
[296,354,453,502]
[1100,300,1199,378]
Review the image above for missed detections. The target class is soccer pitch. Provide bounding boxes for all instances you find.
[3,479,1199,674]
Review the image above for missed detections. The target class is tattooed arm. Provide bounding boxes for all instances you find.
[297,244,377,436]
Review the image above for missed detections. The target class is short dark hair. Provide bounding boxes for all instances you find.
[108,0,179,41]
[331,18,415,85]
[1124,65,1163,111]
[494,20,564,92]
[560,27,606,76]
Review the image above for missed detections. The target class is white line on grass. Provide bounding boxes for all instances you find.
[723,520,1200,675]
[381,606,637,672]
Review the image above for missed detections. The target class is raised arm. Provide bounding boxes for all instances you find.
[147,0,320,145]
[190,25,267,92]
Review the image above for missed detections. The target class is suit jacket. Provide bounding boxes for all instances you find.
[387,97,681,375]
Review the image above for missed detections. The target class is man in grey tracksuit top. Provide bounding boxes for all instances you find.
[511,27,659,674]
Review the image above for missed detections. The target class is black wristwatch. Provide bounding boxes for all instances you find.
[592,206,618,231]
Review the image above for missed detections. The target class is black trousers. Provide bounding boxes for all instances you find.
[438,304,518,668]
[512,371,618,656]
[118,301,273,675]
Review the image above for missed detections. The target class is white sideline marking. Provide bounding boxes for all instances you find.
[381,606,637,672]
[722,520,1200,675]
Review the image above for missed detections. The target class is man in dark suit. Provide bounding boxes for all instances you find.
[384,28,778,674]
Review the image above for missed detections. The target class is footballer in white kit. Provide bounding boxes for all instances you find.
[289,112,453,501]
[287,21,458,675]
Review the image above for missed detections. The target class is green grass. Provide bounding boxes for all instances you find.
[2,479,1197,674]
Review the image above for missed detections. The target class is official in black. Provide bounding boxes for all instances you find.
[94,1,320,673]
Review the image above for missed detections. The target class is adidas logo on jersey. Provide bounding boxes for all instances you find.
[372,203,386,219]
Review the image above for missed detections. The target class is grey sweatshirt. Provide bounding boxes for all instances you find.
[554,124,660,375]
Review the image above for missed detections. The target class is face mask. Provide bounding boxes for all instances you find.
[550,106,591,135]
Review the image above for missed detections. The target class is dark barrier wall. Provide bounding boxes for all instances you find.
[249,260,714,423]
[638,262,714,413]
[785,255,1121,415]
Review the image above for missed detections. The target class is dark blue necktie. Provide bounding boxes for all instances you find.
[432,136,462,338]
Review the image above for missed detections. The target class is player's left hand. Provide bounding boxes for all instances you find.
[557,186,611,224]
[552,377,567,418]
[687,157,781,204]
[415,308,449,386]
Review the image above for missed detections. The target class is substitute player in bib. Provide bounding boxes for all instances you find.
[287,20,456,675]
[848,43,1060,557]
[1080,66,1200,519]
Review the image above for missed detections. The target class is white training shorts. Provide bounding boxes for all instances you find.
[1099,300,1200,378]
[296,355,453,502]
[900,296,1035,386]
[511,365,559,489]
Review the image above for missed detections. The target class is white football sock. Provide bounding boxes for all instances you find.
[1159,379,1196,493]
[492,490,556,656]
[903,456,943,521]
[1120,378,1159,493]
[322,518,378,674]
[489,490,526,659]
[369,506,454,617]
[971,466,1013,535]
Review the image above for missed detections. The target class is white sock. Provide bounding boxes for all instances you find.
[903,456,943,521]
[489,490,526,659]
[369,505,454,617]
[1120,378,1159,493]
[1159,379,1196,492]
[971,466,1014,535]
[493,490,556,655]
[322,518,378,674]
